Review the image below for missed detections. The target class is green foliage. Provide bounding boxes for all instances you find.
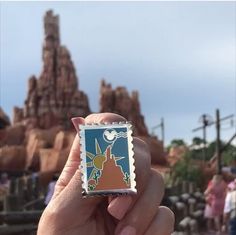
[207,140,236,165]
[123,172,130,185]
[88,184,96,191]
[192,137,205,145]
[189,138,236,163]
[93,172,99,183]
[170,139,186,147]
[189,149,206,161]
[207,141,218,159]
[168,137,235,188]
[167,138,186,151]
[171,152,204,188]
[222,145,236,165]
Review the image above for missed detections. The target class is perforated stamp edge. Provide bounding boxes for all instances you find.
[77,121,136,197]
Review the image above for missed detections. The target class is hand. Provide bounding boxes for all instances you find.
[37,113,174,235]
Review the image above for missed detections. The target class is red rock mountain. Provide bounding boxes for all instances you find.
[0,107,10,129]
[13,10,90,129]
[0,10,167,173]
[100,80,148,136]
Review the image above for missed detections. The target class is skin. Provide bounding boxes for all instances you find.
[37,113,175,235]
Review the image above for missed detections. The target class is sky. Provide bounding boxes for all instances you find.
[0,1,235,146]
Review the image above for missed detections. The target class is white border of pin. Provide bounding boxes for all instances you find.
[78,122,136,197]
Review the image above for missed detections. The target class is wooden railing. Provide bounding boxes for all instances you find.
[0,174,45,235]
[163,181,206,235]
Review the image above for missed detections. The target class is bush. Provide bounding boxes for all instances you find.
[171,152,204,188]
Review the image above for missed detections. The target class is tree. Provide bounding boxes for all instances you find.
[166,139,186,152]
[192,137,205,146]
[190,137,208,160]
[170,139,186,147]
[171,152,204,188]
[222,144,236,165]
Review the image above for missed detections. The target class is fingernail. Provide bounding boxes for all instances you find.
[107,196,132,220]
[119,225,136,235]
[71,117,84,132]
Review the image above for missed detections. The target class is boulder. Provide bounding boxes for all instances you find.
[39,149,60,172]
[0,124,25,147]
[0,146,26,171]
[100,80,148,136]
[13,106,24,124]
[53,131,75,151]
[25,127,61,169]
[39,148,70,173]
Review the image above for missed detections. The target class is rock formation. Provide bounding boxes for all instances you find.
[0,146,26,171]
[0,10,167,173]
[0,107,10,129]
[100,80,148,136]
[0,124,26,147]
[100,80,167,165]
[13,10,90,129]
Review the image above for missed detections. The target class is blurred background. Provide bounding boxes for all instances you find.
[0,1,235,235]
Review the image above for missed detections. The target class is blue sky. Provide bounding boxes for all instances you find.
[0,2,235,145]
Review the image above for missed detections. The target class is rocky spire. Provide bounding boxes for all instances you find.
[14,10,90,129]
[99,80,148,136]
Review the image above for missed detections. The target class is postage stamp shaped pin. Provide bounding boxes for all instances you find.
[73,120,136,197]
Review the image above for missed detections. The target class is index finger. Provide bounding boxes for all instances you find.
[53,117,85,196]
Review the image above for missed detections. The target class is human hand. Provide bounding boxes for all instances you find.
[37,113,174,235]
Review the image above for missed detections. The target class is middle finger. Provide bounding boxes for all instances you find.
[115,169,165,235]
[107,137,151,219]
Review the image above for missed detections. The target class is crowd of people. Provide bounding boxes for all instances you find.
[204,174,236,235]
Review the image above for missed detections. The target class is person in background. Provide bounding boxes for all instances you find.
[223,178,236,235]
[204,179,214,233]
[44,174,59,206]
[205,174,227,235]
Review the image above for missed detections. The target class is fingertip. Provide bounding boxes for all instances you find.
[158,206,175,228]
[71,117,85,132]
[107,196,133,220]
[85,113,126,124]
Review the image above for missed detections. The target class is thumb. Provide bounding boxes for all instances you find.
[53,117,84,197]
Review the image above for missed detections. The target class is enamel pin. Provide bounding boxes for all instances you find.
[72,119,136,197]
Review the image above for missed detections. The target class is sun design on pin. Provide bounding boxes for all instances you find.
[86,139,106,171]
[86,139,125,183]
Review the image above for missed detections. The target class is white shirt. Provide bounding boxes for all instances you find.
[224,190,236,214]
